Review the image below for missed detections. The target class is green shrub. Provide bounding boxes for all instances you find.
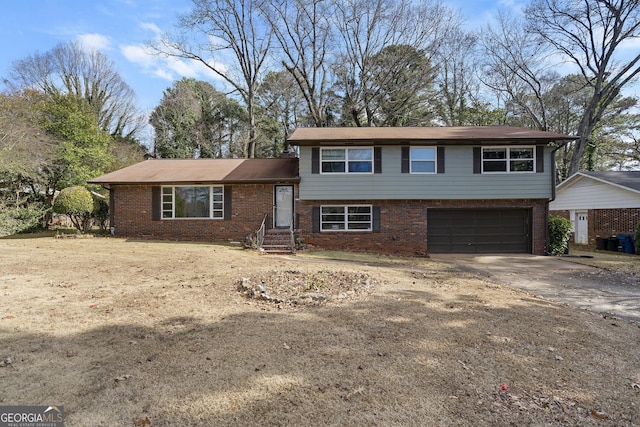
[53,186,94,233]
[548,215,572,255]
[635,222,640,254]
[0,205,49,235]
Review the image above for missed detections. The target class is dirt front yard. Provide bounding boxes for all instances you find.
[0,237,639,426]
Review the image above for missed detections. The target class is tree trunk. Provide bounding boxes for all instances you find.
[247,92,256,158]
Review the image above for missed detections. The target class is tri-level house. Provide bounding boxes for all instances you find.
[89,126,575,256]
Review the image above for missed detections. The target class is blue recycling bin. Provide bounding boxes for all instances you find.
[617,234,635,254]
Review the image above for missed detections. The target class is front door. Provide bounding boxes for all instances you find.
[575,210,588,244]
[274,185,294,228]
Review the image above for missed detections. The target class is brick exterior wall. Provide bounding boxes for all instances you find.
[297,199,549,256]
[112,183,548,255]
[550,208,640,246]
[111,184,282,242]
[594,208,640,239]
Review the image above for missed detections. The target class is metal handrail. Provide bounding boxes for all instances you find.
[256,213,268,248]
[289,218,296,253]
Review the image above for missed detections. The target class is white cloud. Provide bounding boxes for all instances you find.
[196,59,229,81]
[76,33,112,52]
[121,40,230,85]
[121,44,156,67]
[153,68,174,80]
[140,22,162,35]
[166,57,199,77]
[498,0,525,11]
[121,43,173,80]
[620,37,640,50]
[123,20,233,85]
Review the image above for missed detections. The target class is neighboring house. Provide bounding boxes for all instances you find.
[90,126,575,256]
[549,171,640,246]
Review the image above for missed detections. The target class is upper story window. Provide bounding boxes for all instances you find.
[482,147,535,173]
[410,147,436,173]
[321,148,373,173]
[162,185,224,219]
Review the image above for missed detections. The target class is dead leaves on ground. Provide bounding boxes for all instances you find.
[133,417,151,426]
[238,270,376,307]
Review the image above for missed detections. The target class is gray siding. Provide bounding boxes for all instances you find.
[298,146,554,200]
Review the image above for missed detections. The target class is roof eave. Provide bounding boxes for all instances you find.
[558,172,640,195]
[89,178,301,186]
[289,138,576,146]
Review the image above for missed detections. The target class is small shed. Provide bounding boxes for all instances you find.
[549,171,640,246]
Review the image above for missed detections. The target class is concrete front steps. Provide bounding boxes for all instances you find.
[260,229,295,254]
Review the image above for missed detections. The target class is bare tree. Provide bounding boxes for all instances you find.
[150,78,249,158]
[364,44,437,126]
[434,27,482,126]
[0,90,56,188]
[260,0,333,127]
[526,0,640,175]
[256,70,305,151]
[480,11,557,131]
[332,0,459,126]
[148,0,271,158]
[6,41,144,140]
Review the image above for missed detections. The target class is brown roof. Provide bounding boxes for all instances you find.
[288,126,577,145]
[89,158,299,185]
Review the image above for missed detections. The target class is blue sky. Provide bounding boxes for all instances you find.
[0,0,521,134]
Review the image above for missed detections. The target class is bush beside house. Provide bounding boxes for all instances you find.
[53,186,94,233]
[548,215,572,255]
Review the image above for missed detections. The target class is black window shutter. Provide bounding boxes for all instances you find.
[374,147,382,173]
[473,147,482,174]
[401,146,410,173]
[224,186,232,220]
[311,147,320,174]
[312,206,320,232]
[536,145,544,173]
[372,206,381,232]
[151,186,161,221]
[437,147,445,174]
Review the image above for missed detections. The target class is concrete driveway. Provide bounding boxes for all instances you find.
[429,253,640,323]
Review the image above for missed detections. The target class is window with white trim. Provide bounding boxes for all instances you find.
[321,205,372,231]
[321,148,373,173]
[162,185,224,219]
[410,147,436,173]
[482,147,535,173]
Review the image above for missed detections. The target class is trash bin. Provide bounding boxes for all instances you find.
[617,234,635,254]
[595,237,607,250]
[607,237,619,252]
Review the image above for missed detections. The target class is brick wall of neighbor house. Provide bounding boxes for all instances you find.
[297,199,548,256]
[594,208,640,239]
[111,184,277,242]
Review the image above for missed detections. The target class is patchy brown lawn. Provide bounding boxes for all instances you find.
[566,245,640,275]
[0,237,639,426]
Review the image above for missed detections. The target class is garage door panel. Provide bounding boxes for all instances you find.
[452,227,477,235]
[428,209,531,254]
[476,226,503,235]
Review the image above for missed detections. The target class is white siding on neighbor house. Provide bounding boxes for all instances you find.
[549,177,640,210]
[298,146,554,200]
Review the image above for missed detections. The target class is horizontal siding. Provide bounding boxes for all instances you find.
[299,146,554,200]
[550,178,640,210]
